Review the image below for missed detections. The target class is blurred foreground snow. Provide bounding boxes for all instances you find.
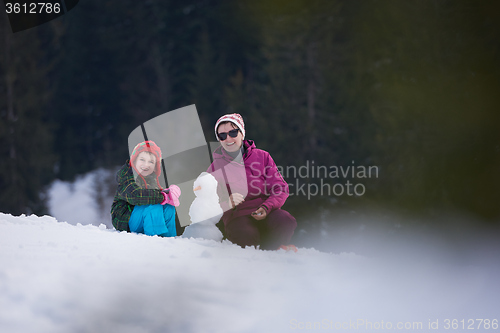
[1,212,499,333]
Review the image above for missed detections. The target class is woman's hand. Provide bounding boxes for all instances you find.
[228,193,245,209]
[251,207,267,220]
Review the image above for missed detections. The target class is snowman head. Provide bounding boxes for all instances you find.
[193,172,218,198]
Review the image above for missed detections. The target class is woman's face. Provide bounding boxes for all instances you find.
[217,122,243,153]
[135,151,156,177]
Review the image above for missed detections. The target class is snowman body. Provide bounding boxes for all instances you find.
[182,172,223,241]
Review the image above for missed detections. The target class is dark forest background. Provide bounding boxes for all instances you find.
[1,0,499,225]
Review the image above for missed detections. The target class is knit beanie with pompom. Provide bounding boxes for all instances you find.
[214,113,245,141]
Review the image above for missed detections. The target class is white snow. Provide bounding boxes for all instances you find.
[1,212,499,333]
[47,168,116,228]
[12,170,498,332]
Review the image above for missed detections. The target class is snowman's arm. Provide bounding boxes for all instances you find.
[219,198,232,212]
[207,166,233,212]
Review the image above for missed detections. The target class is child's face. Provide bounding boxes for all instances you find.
[135,152,156,177]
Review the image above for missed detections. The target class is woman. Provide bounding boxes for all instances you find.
[207,113,297,250]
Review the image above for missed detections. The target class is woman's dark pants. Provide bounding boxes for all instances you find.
[225,209,297,250]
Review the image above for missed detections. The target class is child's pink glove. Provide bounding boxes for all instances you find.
[161,185,181,207]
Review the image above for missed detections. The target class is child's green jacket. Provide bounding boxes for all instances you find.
[111,160,164,231]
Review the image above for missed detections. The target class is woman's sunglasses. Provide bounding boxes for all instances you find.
[217,128,239,141]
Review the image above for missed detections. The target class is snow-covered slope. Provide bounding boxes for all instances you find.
[0,212,498,333]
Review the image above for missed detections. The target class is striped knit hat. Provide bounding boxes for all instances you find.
[214,113,245,141]
[129,140,162,188]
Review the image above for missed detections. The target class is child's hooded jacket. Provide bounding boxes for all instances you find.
[110,160,165,231]
[111,141,164,232]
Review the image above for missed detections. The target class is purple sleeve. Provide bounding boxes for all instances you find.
[261,153,289,212]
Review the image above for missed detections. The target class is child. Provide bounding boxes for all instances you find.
[111,140,180,237]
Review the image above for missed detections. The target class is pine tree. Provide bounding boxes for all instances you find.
[0,15,55,215]
[349,0,500,218]
[225,0,345,165]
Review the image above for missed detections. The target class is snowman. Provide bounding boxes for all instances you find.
[181,172,224,241]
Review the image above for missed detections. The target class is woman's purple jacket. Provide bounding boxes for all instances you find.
[207,140,289,226]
